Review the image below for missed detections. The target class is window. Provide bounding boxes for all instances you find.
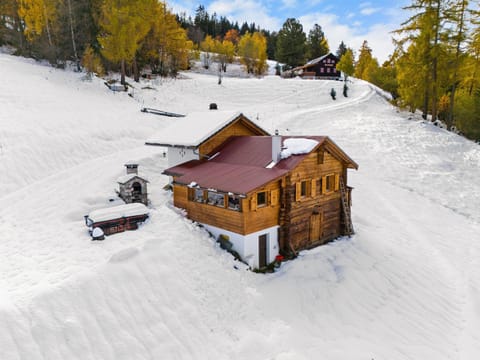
[193,188,204,202]
[301,181,308,197]
[228,194,241,211]
[208,191,225,207]
[317,150,324,164]
[325,174,335,192]
[257,191,267,207]
[295,180,310,201]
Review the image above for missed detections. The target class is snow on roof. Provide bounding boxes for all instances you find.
[88,203,148,223]
[305,53,336,66]
[117,173,148,184]
[145,110,242,147]
[281,138,319,159]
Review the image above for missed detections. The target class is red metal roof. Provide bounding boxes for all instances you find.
[166,161,289,194]
[163,135,357,195]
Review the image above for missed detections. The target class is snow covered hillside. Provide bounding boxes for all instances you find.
[1,53,479,360]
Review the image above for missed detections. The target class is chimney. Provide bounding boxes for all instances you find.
[125,163,138,175]
[272,130,282,164]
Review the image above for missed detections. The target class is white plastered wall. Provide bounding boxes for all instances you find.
[201,223,279,269]
[168,147,198,167]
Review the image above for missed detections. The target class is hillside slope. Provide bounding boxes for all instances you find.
[0,53,479,359]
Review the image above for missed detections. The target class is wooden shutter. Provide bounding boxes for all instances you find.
[321,176,326,194]
[295,183,301,201]
[335,174,340,191]
[317,150,324,164]
[250,194,257,211]
[271,189,279,206]
[311,179,317,197]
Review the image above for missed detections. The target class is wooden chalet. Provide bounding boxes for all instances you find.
[146,110,270,168]
[292,53,341,80]
[159,113,358,269]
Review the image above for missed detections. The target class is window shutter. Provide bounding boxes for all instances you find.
[271,189,279,206]
[295,183,301,201]
[321,176,326,194]
[311,179,316,197]
[335,174,340,191]
[317,150,324,164]
[250,194,257,211]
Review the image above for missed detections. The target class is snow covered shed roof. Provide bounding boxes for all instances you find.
[163,136,357,195]
[87,203,148,223]
[145,111,269,148]
[117,174,148,185]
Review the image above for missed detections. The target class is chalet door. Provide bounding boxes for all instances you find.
[309,213,322,242]
[258,234,268,268]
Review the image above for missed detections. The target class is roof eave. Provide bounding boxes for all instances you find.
[145,142,197,149]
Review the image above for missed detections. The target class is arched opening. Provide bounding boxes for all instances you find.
[132,182,142,201]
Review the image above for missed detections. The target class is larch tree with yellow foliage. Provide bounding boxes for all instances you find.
[200,34,215,69]
[214,39,235,72]
[140,2,193,77]
[97,0,156,84]
[17,0,56,46]
[237,32,268,75]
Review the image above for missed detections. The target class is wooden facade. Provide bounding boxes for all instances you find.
[293,53,341,80]
[88,214,149,236]
[198,115,269,158]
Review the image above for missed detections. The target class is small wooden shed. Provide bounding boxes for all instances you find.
[85,203,149,237]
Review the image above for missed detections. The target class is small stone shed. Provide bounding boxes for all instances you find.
[117,164,149,205]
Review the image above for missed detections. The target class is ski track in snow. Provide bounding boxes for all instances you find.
[1,53,480,359]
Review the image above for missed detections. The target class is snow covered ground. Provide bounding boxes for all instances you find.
[1,52,479,359]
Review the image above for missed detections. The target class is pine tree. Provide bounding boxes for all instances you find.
[275,18,306,68]
[306,24,329,60]
[336,41,347,58]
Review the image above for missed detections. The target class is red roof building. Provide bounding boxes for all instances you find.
[160,113,358,270]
